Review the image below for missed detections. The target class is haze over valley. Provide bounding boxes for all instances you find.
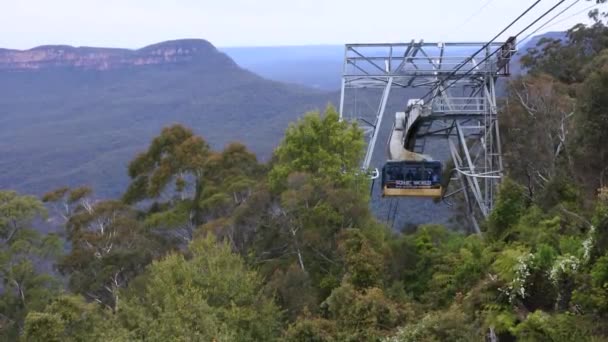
[0,34,551,200]
[3,1,608,340]
[0,39,335,198]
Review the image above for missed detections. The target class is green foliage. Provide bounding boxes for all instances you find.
[487,178,527,240]
[265,263,319,322]
[22,312,64,342]
[519,19,608,199]
[58,200,165,311]
[118,235,281,341]
[251,108,372,308]
[268,105,365,192]
[573,50,608,192]
[512,208,562,248]
[8,21,608,338]
[294,282,406,341]
[124,124,210,203]
[42,186,94,223]
[573,253,608,315]
[0,190,61,340]
[23,295,129,342]
[196,142,265,249]
[425,235,489,307]
[284,316,338,342]
[536,177,581,211]
[511,311,596,342]
[338,229,384,289]
[0,190,47,240]
[522,18,608,84]
[390,225,471,301]
[591,254,608,287]
[502,74,576,200]
[126,125,264,251]
[385,304,477,342]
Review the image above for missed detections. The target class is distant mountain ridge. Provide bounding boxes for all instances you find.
[221,32,566,90]
[0,39,335,198]
[221,45,344,90]
[0,39,231,71]
[0,33,563,201]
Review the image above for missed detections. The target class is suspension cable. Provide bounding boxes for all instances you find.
[518,0,582,47]
[543,2,602,30]
[455,0,499,32]
[426,0,569,106]
[418,0,544,103]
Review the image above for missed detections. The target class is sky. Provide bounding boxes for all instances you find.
[0,0,598,49]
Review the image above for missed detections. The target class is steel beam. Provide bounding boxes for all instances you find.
[363,77,393,170]
[340,40,512,231]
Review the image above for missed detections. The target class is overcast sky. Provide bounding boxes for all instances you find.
[0,0,598,49]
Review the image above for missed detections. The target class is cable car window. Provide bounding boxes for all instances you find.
[382,161,442,190]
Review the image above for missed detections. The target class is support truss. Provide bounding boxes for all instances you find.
[339,39,515,231]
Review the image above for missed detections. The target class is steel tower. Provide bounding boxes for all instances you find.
[339,39,516,232]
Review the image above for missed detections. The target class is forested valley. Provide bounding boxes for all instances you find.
[2,15,608,342]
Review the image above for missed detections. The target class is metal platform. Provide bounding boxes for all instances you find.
[339,39,516,233]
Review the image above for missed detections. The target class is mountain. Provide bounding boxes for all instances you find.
[517,31,568,53]
[0,33,564,203]
[509,31,568,75]
[0,39,230,71]
[221,45,344,90]
[0,39,335,198]
[221,33,570,90]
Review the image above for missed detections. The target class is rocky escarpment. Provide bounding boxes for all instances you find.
[0,39,234,71]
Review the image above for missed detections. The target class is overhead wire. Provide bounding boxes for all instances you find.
[390,200,399,229]
[386,198,396,223]
[518,0,582,47]
[542,2,602,30]
[418,0,544,104]
[443,0,498,42]
[380,0,578,219]
[425,0,570,105]
[456,0,499,31]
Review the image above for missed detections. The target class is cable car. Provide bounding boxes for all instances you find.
[381,160,442,198]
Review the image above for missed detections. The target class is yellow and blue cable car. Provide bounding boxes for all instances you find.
[381,160,442,198]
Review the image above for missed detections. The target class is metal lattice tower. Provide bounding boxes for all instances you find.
[338,39,516,232]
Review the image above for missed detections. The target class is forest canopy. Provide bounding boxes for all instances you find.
[3,11,608,342]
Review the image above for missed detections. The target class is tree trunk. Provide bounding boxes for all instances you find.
[291,227,306,272]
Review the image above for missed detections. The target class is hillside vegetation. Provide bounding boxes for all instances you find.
[2,15,608,342]
[0,40,334,198]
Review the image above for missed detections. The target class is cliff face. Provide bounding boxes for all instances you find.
[0,39,232,70]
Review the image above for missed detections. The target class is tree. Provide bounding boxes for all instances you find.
[196,142,264,251]
[486,178,528,241]
[502,75,575,198]
[338,229,385,290]
[521,6,608,84]
[572,50,608,192]
[385,304,478,342]
[268,106,365,192]
[0,190,61,339]
[124,124,210,241]
[117,235,281,341]
[515,8,608,200]
[265,263,319,322]
[125,124,209,203]
[510,311,596,342]
[58,200,165,312]
[573,253,608,316]
[22,295,129,342]
[42,186,93,224]
[254,107,371,295]
[289,282,406,341]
